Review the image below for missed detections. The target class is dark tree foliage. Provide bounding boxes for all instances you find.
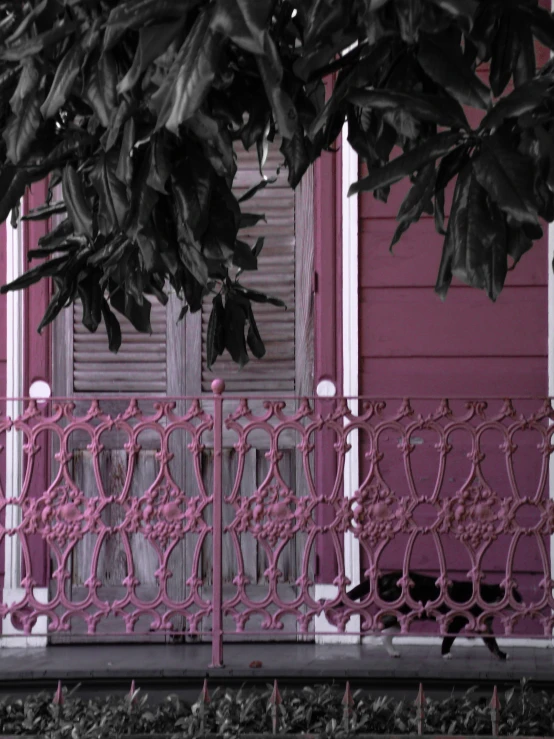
[0,0,553,366]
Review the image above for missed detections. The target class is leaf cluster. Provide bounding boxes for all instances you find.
[1,0,554,362]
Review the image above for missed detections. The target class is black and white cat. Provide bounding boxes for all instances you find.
[324,571,522,660]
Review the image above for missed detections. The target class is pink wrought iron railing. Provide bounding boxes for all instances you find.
[0,382,553,667]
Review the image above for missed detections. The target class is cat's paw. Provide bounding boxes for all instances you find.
[442,653,453,660]
[388,650,401,658]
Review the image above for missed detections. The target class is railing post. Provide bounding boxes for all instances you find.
[210,379,225,668]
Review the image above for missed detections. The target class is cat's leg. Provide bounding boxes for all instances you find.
[380,616,401,658]
[441,616,466,660]
[482,618,509,660]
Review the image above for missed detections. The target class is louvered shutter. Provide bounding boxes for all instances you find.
[73,299,167,393]
[201,142,297,393]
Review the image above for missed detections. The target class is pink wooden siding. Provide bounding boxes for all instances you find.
[0,222,6,401]
[22,182,52,590]
[0,222,6,598]
[358,121,548,634]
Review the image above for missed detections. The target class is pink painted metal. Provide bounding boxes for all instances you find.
[53,680,63,706]
[210,378,224,668]
[342,681,354,732]
[0,388,553,661]
[415,684,425,736]
[490,686,500,737]
[270,679,282,734]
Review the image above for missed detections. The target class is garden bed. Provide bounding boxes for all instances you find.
[0,680,551,738]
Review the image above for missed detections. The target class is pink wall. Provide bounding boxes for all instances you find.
[314,74,345,583]
[357,99,548,634]
[0,222,5,401]
[0,222,6,595]
[22,182,51,589]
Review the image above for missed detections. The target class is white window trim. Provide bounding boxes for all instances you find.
[2,204,48,647]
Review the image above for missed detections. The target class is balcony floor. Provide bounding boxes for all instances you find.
[0,641,553,697]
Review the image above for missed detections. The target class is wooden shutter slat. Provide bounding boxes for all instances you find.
[73,298,167,394]
[201,139,296,393]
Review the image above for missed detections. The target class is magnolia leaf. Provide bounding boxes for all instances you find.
[9,59,39,112]
[480,80,552,130]
[239,212,265,228]
[22,200,66,221]
[514,25,536,88]
[103,98,132,152]
[0,22,75,61]
[473,138,540,226]
[390,162,436,251]
[207,292,225,369]
[3,89,41,164]
[147,133,172,194]
[436,144,470,191]
[280,132,310,188]
[103,0,189,51]
[489,14,517,97]
[427,0,477,30]
[40,42,84,119]
[110,287,152,333]
[84,51,118,128]
[348,131,461,196]
[233,239,258,270]
[101,298,122,352]
[185,111,236,182]
[154,10,220,134]
[37,280,77,333]
[117,19,186,94]
[38,217,74,249]
[507,226,533,269]
[178,239,209,285]
[237,286,285,307]
[77,275,103,333]
[116,117,135,188]
[395,0,424,45]
[4,0,48,45]
[126,148,159,239]
[0,165,29,224]
[418,35,492,110]
[246,303,265,359]
[90,150,129,235]
[212,0,272,55]
[238,176,277,203]
[224,293,249,367]
[520,4,554,52]
[62,164,94,238]
[252,237,264,259]
[0,254,70,294]
[257,54,298,140]
[436,165,508,301]
[348,89,468,129]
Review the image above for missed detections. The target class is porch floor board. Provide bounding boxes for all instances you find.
[0,643,551,688]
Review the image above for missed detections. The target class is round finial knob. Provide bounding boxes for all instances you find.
[211,378,225,395]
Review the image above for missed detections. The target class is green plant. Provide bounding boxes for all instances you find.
[0,680,553,737]
[1,0,554,365]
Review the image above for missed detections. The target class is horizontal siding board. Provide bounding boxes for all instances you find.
[360,219,548,288]
[361,357,547,397]
[360,286,547,358]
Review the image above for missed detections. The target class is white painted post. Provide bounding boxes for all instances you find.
[315,45,361,643]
